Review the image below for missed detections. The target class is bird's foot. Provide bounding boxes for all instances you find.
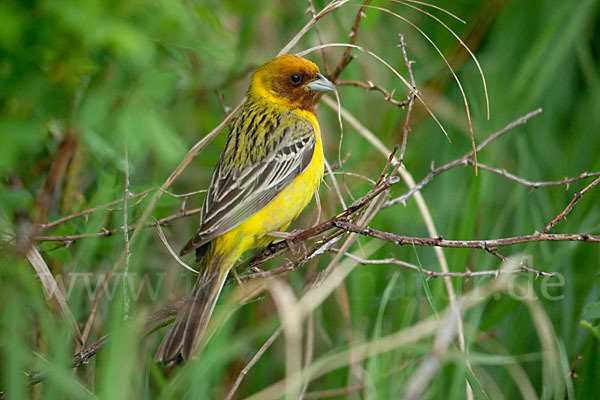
[268,229,306,258]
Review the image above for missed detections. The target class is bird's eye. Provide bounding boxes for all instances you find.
[290,74,302,84]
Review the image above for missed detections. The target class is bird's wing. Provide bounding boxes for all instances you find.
[180,109,316,256]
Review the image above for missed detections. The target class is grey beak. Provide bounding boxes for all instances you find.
[306,73,336,92]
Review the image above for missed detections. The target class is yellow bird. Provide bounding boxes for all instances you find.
[155,54,335,364]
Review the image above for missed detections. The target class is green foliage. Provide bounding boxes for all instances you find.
[1,0,600,399]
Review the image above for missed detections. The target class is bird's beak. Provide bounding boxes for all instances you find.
[306,73,336,92]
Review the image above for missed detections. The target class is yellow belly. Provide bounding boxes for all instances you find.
[211,110,324,261]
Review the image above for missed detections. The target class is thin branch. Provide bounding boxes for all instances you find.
[279,0,349,56]
[335,80,411,108]
[38,189,152,230]
[334,219,599,252]
[483,246,551,277]
[329,0,372,81]
[306,0,331,76]
[329,248,540,278]
[38,187,205,232]
[241,218,600,283]
[35,207,202,243]
[398,33,417,164]
[325,171,376,186]
[384,108,543,208]
[72,335,110,367]
[543,176,600,233]
[466,160,600,189]
[224,328,283,400]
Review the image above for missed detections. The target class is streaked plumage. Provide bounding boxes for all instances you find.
[155,54,334,364]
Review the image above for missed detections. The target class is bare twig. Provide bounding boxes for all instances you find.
[466,160,600,189]
[72,335,110,367]
[385,108,543,208]
[35,207,202,243]
[38,187,205,232]
[335,80,411,108]
[483,246,550,277]
[306,0,331,76]
[39,189,152,230]
[215,90,232,117]
[400,0,466,24]
[329,0,372,81]
[398,34,416,163]
[542,176,600,233]
[224,329,282,400]
[329,248,540,278]
[334,220,600,248]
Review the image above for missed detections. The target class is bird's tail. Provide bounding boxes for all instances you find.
[154,254,230,365]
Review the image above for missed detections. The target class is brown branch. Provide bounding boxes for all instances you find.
[306,0,331,76]
[334,219,599,250]
[38,187,206,232]
[398,33,417,163]
[72,335,110,367]
[385,108,543,208]
[543,176,600,233]
[329,0,372,81]
[335,80,411,108]
[328,248,543,278]
[39,188,152,230]
[35,207,202,243]
[483,246,550,277]
[224,328,283,400]
[329,150,353,170]
[466,160,600,189]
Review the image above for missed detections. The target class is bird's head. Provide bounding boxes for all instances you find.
[249,54,335,111]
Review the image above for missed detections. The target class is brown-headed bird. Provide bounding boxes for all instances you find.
[155,54,335,364]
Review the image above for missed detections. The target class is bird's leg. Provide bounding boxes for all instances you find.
[268,229,306,258]
[230,268,243,286]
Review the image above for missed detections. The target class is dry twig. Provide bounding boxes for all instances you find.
[542,176,600,233]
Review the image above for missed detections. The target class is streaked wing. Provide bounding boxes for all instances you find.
[180,106,315,256]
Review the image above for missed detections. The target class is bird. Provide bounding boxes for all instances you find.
[155,54,335,364]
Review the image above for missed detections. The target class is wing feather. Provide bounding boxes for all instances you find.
[180,105,316,256]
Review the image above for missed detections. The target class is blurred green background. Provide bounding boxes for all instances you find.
[1,0,599,398]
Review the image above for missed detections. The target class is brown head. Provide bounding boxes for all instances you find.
[249,54,335,111]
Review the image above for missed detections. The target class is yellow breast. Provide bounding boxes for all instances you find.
[211,109,324,259]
